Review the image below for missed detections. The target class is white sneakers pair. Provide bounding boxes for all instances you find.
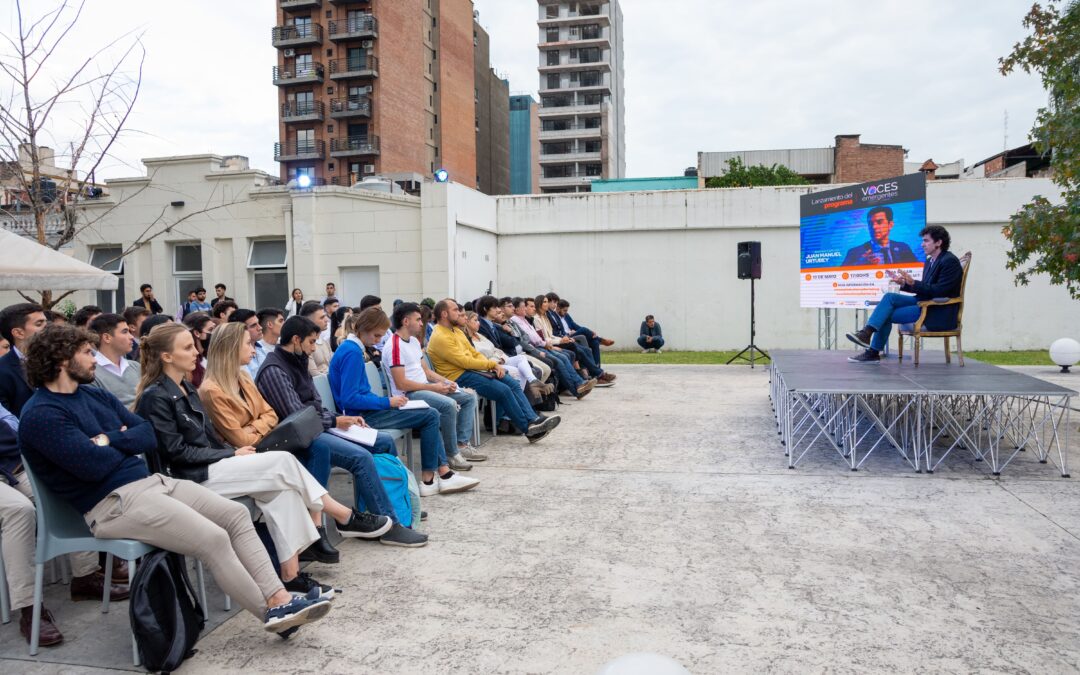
[419,472,479,497]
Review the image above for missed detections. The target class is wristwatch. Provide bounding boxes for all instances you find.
[92,434,109,447]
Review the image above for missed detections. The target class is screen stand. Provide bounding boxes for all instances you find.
[727,277,770,368]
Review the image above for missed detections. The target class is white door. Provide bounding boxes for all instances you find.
[341,266,379,307]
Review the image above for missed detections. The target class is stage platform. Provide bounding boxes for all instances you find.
[769,350,1076,475]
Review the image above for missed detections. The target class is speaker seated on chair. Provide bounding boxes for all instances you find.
[737,241,761,280]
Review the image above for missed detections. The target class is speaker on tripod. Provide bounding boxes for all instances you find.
[727,241,769,367]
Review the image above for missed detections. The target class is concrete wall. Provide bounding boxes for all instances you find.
[495,178,1080,351]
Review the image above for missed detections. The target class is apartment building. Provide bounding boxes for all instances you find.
[536,0,626,194]
[273,0,478,189]
[474,19,511,195]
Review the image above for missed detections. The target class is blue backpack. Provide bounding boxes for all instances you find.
[356,453,419,528]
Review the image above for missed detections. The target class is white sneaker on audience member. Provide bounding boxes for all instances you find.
[437,472,479,495]
[420,477,441,497]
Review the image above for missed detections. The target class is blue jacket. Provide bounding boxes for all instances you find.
[842,240,919,267]
[0,350,33,417]
[901,250,964,330]
[328,338,390,414]
[479,318,518,354]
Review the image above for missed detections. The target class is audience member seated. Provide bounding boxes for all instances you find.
[385,302,485,472]
[181,311,216,388]
[257,308,285,365]
[72,305,103,330]
[511,298,593,400]
[18,324,332,635]
[44,311,67,325]
[0,303,48,416]
[138,313,173,340]
[420,304,435,347]
[477,296,554,389]
[299,301,332,376]
[330,308,478,497]
[198,322,280,448]
[210,299,238,322]
[135,323,388,597]
[256,316,427,547]
[229,309,265,377]
[638,315,664,353]
[428,299,561,443]
[464,310,551,402]
[536,295,614,386]
[846,225,962,363]
[0,336,8,358]
[547,293,615,363]
[322,297,340,346]
[498,298,554,384]
[123,306,150,361]
[88,313,140,408]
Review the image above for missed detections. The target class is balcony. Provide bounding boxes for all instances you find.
[272,24,323,48]
[280,0,321,10]
[328,16,377,41]
[538,100,603,117]
[328,0,369,4]
[538,5,610,26]
[329,96,372,119]
[329,55,379,80]
[281,100,325,123]
[539,57,611,73]
[273,63,325,86]
[539,123,603,140]
[329,135,381,158]
[538,149,602,164]
[274,140,326,162]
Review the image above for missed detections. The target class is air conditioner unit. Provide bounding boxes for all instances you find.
[282,71,294,79]
[363,164,376,174]
[283,48,296,57]
[361,40,373,49]
[358,85,373,95]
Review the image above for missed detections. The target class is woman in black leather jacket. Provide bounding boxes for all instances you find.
[134,323,391,597]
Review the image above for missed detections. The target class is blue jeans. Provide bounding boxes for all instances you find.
[638,336,664,350]
[542,347,585,393]
[456,370,538,433]
[563,339,603,377]
[573,325,602,364]
[867,292,922,352]
[293,442,331,486]
[409,388,477,452]
[360,407,447,472]
[309,431,399,522]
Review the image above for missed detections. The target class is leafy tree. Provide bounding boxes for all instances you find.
[705,157,810,188]
[999,1,1079,299]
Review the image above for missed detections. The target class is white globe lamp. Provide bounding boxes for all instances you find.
[1049,338,1080,373]
[596,653,691,675]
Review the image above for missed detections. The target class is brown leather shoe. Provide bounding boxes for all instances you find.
[70,572,130,602]
[599,338,615,347]
[111,557,130,583]
[20,606,64,647]
[575,379,595,400]
[597,372,617,384]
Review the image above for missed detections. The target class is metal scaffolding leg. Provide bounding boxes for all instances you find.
[817,308,837,350]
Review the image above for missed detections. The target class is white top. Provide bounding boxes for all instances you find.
[384,333,427,397]
[94,350,130,377]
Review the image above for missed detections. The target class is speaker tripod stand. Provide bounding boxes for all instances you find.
[726,277,769,368]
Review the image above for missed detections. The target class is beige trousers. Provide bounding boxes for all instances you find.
[85,474,282,619]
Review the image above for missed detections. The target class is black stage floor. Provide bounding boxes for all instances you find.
[770,350,1077,398]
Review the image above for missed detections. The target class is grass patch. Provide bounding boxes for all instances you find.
[602,350,1055,366]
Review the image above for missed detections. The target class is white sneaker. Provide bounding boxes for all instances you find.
[641,349,649,353]
[656,349,662,354]
[437,472,480,495]
[419,477,440,497]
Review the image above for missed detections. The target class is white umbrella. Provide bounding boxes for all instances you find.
[0,228,117,291]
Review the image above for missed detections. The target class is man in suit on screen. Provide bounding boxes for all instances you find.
[841,206,920,267]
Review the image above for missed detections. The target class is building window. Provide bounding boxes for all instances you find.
[172,244,203,310]
[546,27,559,42]
[546,5,559,19]
[89,246,125,313]
[547,50,560,66]
[547,74,560,90]
[248,240,289,310]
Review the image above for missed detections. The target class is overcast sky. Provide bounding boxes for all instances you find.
[1,0,1047,180]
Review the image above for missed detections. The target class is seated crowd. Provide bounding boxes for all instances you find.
[0,287,616,648]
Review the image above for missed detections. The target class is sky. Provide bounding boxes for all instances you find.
[0,0,1048,180]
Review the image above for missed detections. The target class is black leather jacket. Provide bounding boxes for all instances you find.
[135,375,234,483]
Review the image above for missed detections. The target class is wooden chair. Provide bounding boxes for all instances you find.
[897,251,972,366]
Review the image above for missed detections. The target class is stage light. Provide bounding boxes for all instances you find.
[434,169,449,183]
[1049,337,1080,373]
[297,174,312,188]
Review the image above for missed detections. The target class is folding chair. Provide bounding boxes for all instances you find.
[898,251,972,366]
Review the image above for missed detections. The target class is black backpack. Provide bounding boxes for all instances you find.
[129,551,205,673]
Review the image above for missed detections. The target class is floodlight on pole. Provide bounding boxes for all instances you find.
[434,169,449,183]
[297,174,312,188]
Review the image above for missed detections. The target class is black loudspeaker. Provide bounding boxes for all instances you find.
[737,241,762,280]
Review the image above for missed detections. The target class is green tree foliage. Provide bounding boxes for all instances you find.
[999,1,1080,299]
[704,157,810,188]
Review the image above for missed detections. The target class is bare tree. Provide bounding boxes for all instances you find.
[0,1,250,309]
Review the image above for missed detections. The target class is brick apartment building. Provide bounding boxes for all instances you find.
[273,0,487,190]
[698,134,907,185]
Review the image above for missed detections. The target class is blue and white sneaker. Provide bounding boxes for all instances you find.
[284,572,337,601]
[263,592,332,633]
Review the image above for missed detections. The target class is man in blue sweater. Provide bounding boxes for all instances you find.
[329,307,478,497]
[19,323,332,635]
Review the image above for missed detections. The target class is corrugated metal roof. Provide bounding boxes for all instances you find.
[699,148,834,177]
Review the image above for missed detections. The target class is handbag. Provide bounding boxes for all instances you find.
[255,406,323,453]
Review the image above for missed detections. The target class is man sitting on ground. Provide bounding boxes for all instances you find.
[846,225,963,364]
[19,324,332,635]
[428,299,561,443]
[330,308,479,497]
[639,315,664,353]
[89,313,140,408]
[385,302,486,472]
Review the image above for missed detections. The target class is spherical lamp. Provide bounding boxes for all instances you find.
[596,653,691,675]
[1049,337,1080,373]
[434,168,449,183]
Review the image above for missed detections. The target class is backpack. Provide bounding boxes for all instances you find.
[355,452,419,528]
[129,551,205,674]
[525,381,560,412]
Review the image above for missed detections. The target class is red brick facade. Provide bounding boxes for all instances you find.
[831,134,905,184]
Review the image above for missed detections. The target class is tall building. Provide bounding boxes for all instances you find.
[536,0,625,194]
[509,94,541,194]
[272,0,478,188]
[473,19,511,195]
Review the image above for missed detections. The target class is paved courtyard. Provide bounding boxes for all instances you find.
[2,363,1079,674]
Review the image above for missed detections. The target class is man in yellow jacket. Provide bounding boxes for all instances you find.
[427,299,560,443]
